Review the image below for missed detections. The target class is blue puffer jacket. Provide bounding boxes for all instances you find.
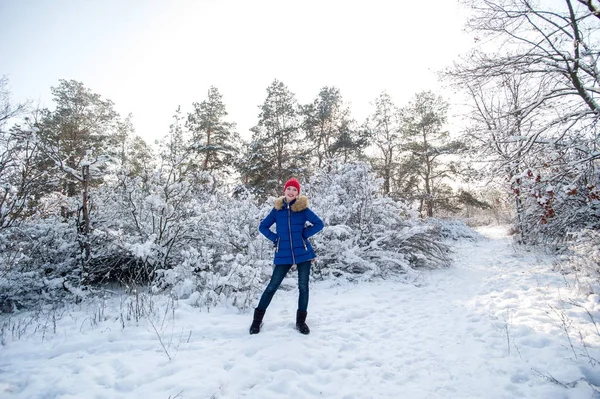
[259,196,324,265]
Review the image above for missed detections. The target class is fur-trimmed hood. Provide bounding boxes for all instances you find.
[274,195,309,212]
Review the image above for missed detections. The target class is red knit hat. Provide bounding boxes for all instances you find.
[283,177,301,194]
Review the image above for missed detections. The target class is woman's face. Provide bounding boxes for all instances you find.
[284,186,299,201]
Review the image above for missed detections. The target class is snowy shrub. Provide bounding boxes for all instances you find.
[383,221,452,269]
[1,157,461,313]
[151,190,272,310]
[312,224,378,279]
[425,218,485,242]
[307,161,452,280]
[558,229,600,295]
[0,218,83,312]
[88,160,217,284]
[508,159,600,250]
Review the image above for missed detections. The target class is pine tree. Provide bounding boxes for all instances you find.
[302,87,352,168]
[186,87,239,182]
[366,92,401,195]
[328,120,368,164]
[35,80,121,200]
[398,91,465,217]
[241,79,306,197]
[31,80,123,281]
[127,135,155,184]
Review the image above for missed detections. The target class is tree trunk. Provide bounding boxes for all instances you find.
[82,164,91,283]
[203,127,211,170]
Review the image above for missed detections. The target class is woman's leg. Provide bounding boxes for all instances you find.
[256,264,292,311]
[296,261,311,312]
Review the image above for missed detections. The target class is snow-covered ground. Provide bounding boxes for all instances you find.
[1,225,599,399]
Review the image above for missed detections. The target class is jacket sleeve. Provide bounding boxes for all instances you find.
[259,208,278,243]
[303,208,324,239]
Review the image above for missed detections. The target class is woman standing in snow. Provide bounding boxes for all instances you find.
[250,177,324,335]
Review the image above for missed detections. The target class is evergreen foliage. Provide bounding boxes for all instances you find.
[365,92,401,196]
[398,91,467,217]
[241,80,308,198]
[301,87,365,167]
[35,80,121,200]
[186,86,240,182]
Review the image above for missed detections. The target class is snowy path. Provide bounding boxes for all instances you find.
[1,226,599,399]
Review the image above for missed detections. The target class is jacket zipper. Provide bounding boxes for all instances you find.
[276,237,280,252]
[301,237,307,250]
[287,205,296,265]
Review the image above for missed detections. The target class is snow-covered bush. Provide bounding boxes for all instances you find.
[0,158,461,313]
[558,229,600,295]
[510,163,600,249]
[150,162,457,308]
[151,190,272,310]
[425,218,485,242]
[88,139,216,285]
[307,161,452,280]
[0,218,83,312]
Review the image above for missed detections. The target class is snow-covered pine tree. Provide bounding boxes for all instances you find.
[35,80,120,204]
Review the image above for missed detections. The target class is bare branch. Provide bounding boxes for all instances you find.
[576,0,600,20]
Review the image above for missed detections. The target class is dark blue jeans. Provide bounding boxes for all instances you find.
[257,261,311,312]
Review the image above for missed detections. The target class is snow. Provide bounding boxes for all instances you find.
[1,226,599,398]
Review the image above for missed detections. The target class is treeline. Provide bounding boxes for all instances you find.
[1,76,484,312]
[1,78,477,213]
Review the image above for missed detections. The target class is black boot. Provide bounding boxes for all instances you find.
[249,308,266,335]
[296,310,310,335]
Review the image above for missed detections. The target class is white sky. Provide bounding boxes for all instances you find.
[0,0,473,142]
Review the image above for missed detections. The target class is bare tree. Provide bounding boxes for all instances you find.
[0,76,29,127]
[0,125,45,230]
[446,0,600,244]
[0,77,37,230]
[450,0,600,154]
[461,75,539,242]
